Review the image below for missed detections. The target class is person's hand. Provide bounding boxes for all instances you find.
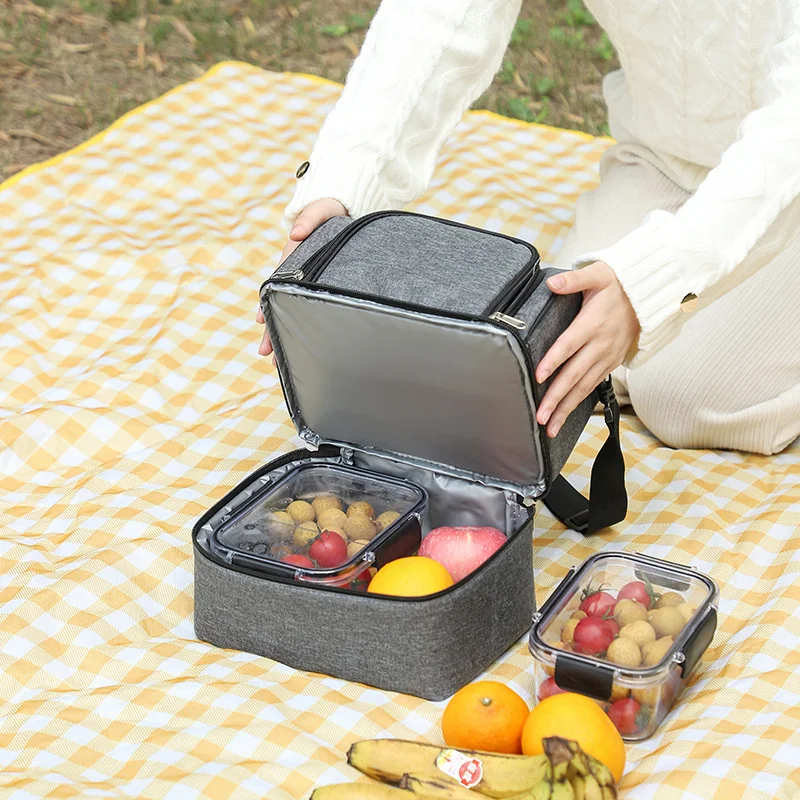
[534,261,640,437]
[257,198,348,356]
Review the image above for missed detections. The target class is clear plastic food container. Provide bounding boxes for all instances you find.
[529,551,718,740]
[208,463,427,589]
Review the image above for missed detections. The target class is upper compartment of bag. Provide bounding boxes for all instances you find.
[262,213,554,497]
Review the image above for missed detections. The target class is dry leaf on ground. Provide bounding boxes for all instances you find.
[172,19,196,45]
[8,129,59,147]
[46,94,79,106]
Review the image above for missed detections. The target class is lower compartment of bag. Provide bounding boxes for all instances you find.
[193,447,535,700]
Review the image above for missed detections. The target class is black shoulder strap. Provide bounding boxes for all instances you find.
[542,379,627,535]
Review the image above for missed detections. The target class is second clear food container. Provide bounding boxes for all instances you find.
[529,551,719,740]
[208,463,428,589]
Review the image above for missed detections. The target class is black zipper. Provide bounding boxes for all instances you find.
[485,267,545,319]
[302,211,399,283]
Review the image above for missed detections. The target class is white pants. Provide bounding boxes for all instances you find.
[553,143,800,455]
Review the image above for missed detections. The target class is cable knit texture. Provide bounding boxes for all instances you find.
[286,0,800,364]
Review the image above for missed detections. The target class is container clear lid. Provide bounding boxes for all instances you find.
[530,551,719,685]
[208,462,426,585]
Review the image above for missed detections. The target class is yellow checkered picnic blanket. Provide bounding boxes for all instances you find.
[1,62,799,800]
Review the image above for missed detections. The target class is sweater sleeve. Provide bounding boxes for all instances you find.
[284,0,522,227]
[574,5,800,366]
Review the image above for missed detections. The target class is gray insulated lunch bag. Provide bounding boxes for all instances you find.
[192,211,627,700]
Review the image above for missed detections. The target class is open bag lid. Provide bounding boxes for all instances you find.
[261,213,550,499]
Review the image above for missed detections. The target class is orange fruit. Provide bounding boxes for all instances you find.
[521,693,626,782]
[367,556,453,597]
[442,681,529,754]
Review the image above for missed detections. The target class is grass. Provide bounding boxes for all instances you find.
[0,0,618,179]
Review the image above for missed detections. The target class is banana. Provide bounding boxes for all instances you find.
[399,773,486,799]
[544,738,617,800]
[570,774,587,800]
[541,739,576,800]
[310,783,439,800]
[347,740,550,799]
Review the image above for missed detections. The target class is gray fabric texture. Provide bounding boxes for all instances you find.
[309,214,537,316]
[516,267,595,477]
[267,285,545,494]
[272,216,353,280]
[194,514,534,701]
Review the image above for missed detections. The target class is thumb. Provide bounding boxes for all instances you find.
[289,198,347,242]
[546,265,602,295]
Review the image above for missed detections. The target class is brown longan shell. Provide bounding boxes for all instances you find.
[375,510,401,533]
[642,636,675,666]
[619,620,656,648]
[614,599,649,626]
[561,617,580,645]
[655,591,685,608]
[344,515,377,541]
[311,495,343,516]
[292,521,319,549]
[606,637,642,668]
[317,508,348,531]
[347,501,375,519]
[346,539,371,559]
[648,606,685,637]
[286,500,315,524]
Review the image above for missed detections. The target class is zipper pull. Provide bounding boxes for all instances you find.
[489,312,527,330]
[286,269,304,280]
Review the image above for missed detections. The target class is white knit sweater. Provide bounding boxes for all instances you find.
[285,0,800,363]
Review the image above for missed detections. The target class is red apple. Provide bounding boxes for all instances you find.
[418,526,506,583]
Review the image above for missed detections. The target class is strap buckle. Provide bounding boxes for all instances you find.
[564,508,589,534]
[597,378,617,428]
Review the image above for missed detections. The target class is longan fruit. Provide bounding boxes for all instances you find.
[286,500,315,524]
[311,495,342,516]
[676,602,696,624]
[561,617,581,645]
[347,501,375,519]
[322,524,347,540]
[619,620,657,648]
[606,637,642,668]
[317,508,348,531]
[610,684,630,702]
[292,521,319,549]
[631,686,661,707]
[614,599,649,626]
[655,591,685,608]
[648,607,685,637]
[344,515,377,542]
[642,637,674,666]
[346,539,372,558]
[375,510,401,533]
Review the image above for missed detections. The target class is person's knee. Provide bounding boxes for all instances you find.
[627,359,798,454]
[627,363,706,449]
